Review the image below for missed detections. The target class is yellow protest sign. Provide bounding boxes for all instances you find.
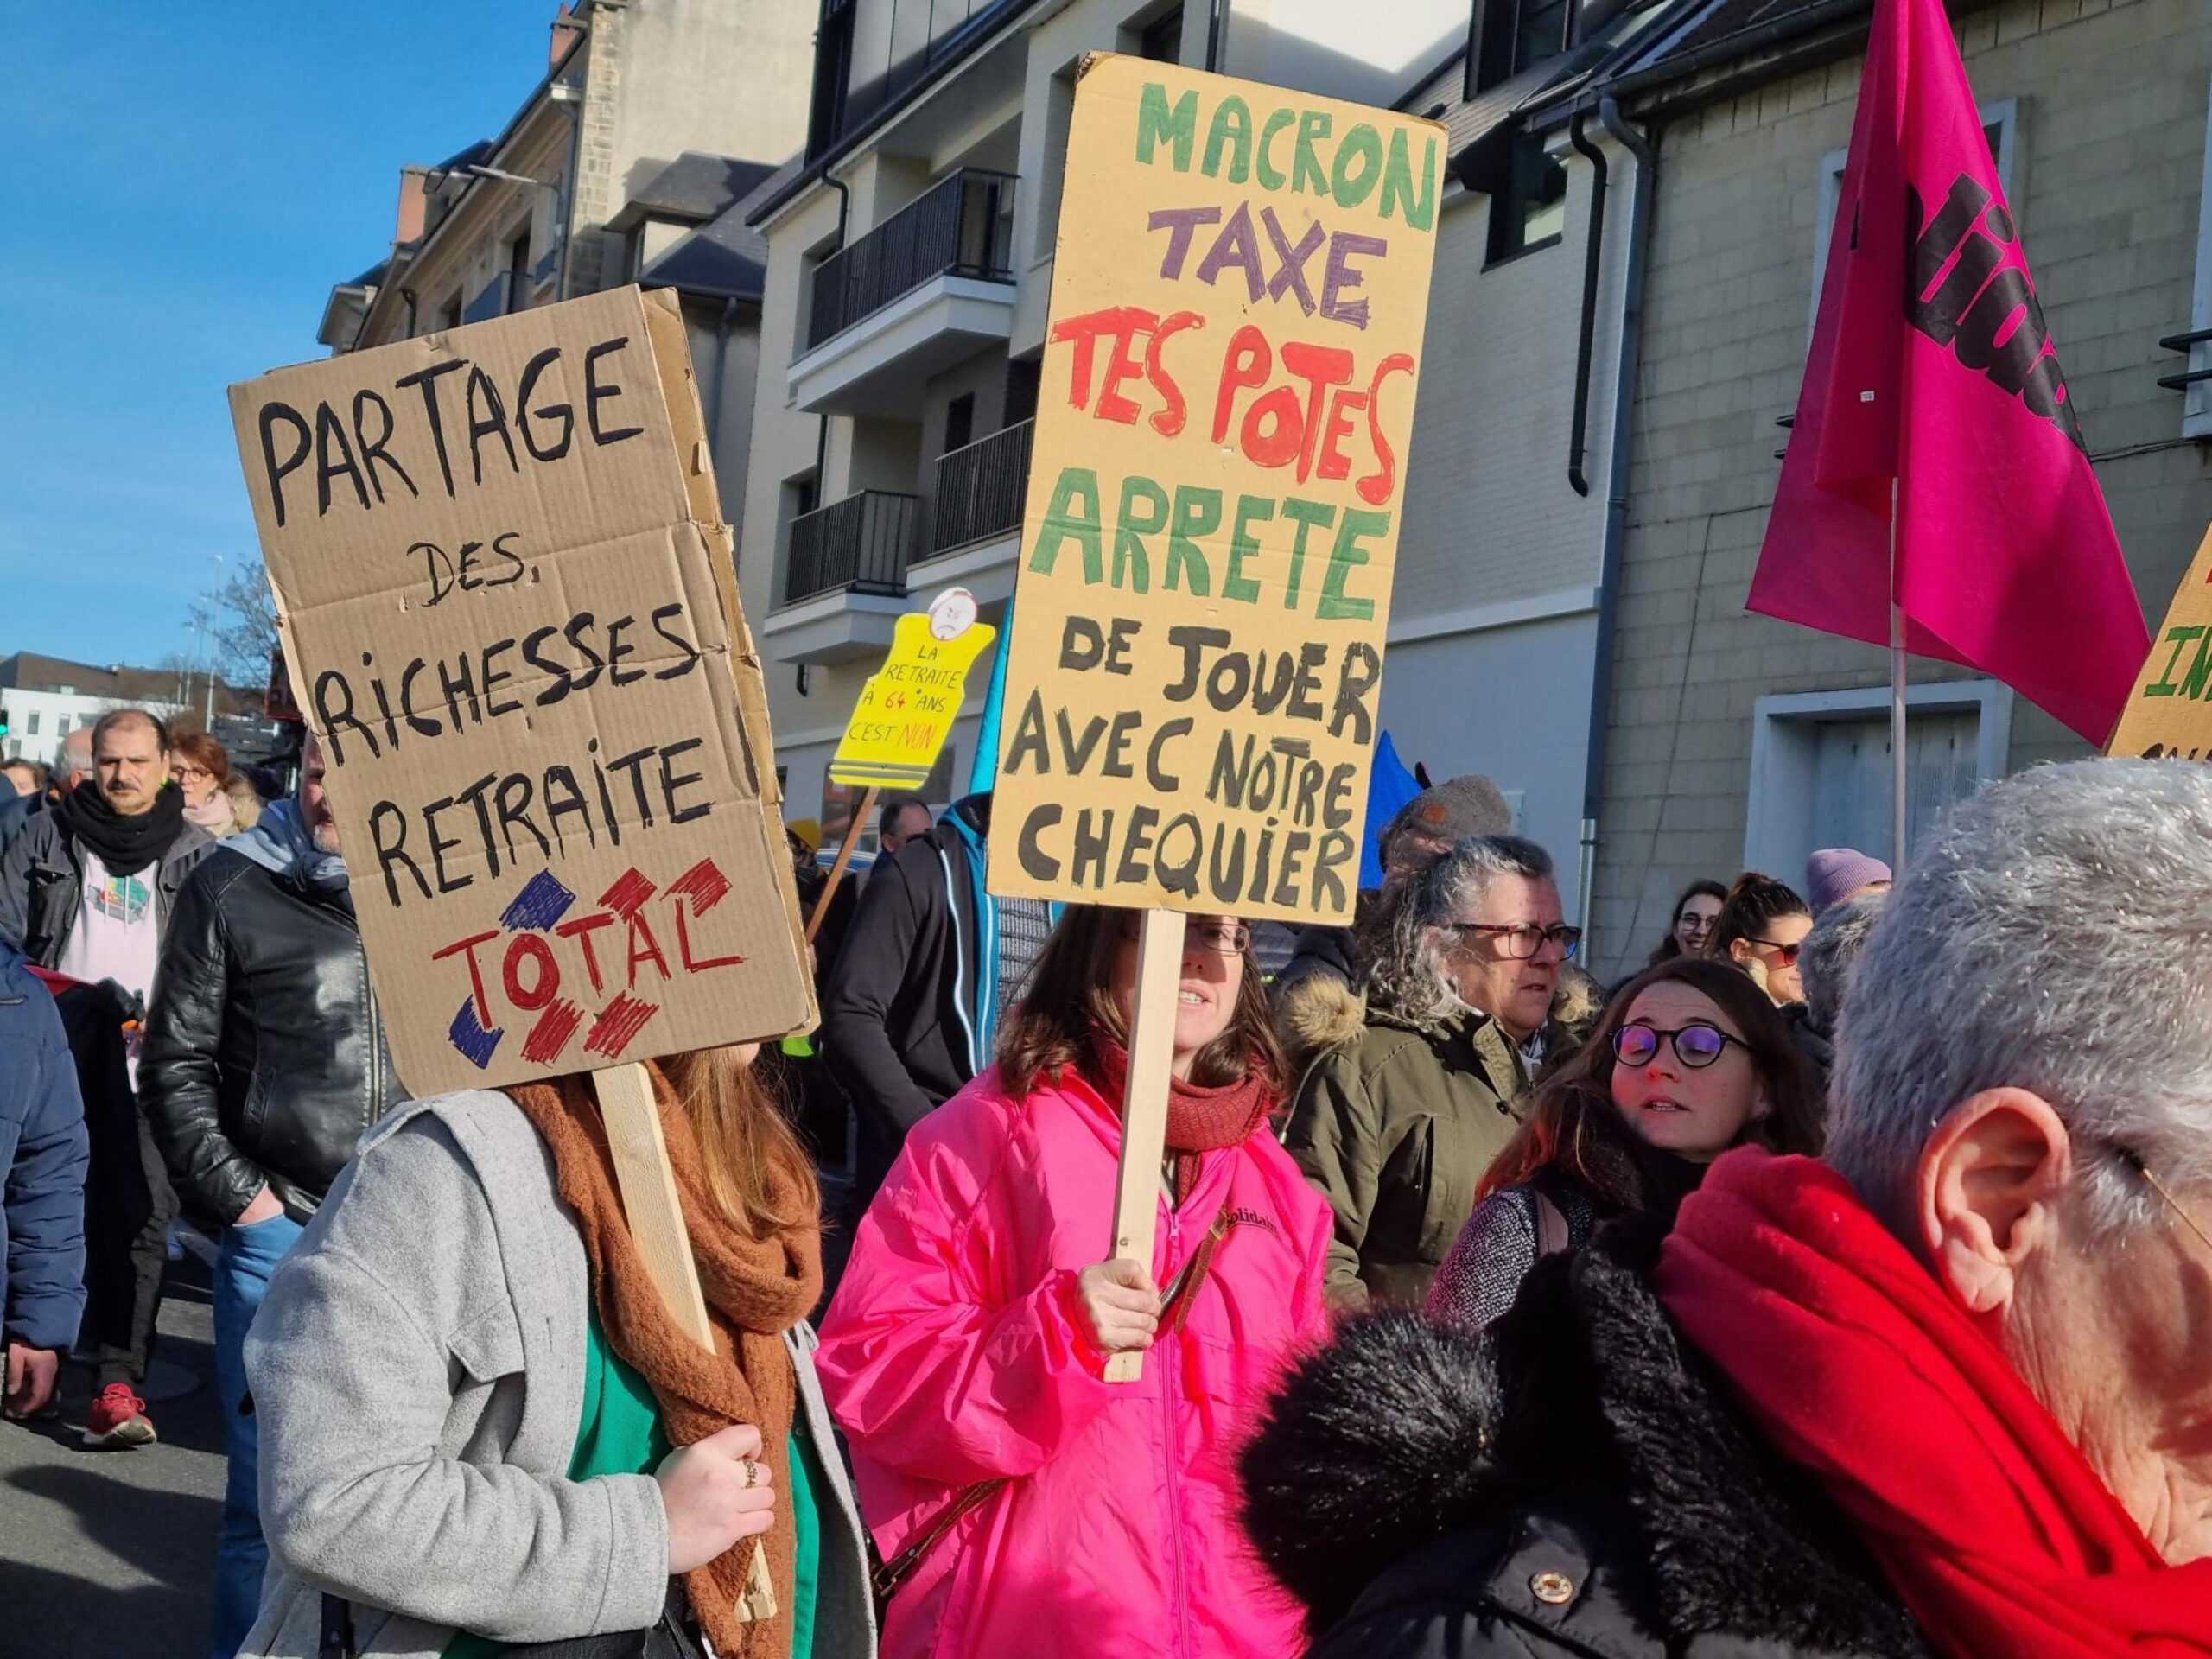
[830,588,998,790]
[2107,521,2212,760]
[986,54,1443,924]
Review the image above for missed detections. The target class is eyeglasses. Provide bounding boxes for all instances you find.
[1451,922,1583,961]
[1611,1020,1747,1070]
[1119,916,1252,957]
[174,766,214,783]
[2114,1146,2212,1255]
[1676,912,1715,935]
[1748,938,1803,966]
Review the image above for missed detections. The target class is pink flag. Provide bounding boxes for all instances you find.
[1747,0,2147,744]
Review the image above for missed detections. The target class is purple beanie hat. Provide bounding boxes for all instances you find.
[1805,847,1893,914]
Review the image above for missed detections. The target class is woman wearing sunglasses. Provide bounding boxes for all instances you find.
[816,906,1331,1659]
[1704,872,1814,1006]
[1427,957,1822,1332]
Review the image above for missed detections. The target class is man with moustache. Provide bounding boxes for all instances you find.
[143,733,408,1659]
[0,708,213,1448]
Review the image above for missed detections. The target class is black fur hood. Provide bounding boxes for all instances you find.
[1240,1218,1934,1656]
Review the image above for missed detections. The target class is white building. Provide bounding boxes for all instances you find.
[0,654,188,768]
[728,0,1702,918]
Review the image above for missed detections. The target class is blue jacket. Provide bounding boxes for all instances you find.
[1,940,89,1353]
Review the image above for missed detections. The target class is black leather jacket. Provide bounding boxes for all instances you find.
[140,851,407,1226]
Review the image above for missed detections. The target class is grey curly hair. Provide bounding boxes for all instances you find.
[1798,887,1886,1037]
[1363,836,1554,1033]
[1830,760,2212,1236]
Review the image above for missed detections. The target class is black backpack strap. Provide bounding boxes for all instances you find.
[319,1592,354,1659]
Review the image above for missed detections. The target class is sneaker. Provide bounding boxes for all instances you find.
[84,1383,156,1448]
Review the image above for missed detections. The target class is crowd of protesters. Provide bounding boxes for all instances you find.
[5,715,2212,1657]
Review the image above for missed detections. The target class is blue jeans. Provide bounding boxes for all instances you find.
[211,1210,304,1659]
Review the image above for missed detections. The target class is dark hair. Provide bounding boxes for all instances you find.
[1647,878,1730,967]
[92,708,169,755]
[995,906,1287,1103]
[876,794,930,839]
[1477,957,1823,1209]
[3,758,48,791]
[1705,872,1809,965]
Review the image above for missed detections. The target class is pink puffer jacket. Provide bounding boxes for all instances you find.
[816,1062,1332,1659]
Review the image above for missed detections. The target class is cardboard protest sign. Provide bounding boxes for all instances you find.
[986,55,1444,924]
[828,588,998,791]
[2107,522,2212,760]
[229,287,815,1096]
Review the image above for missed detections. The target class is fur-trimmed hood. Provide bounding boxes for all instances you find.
[1240,1217,1932,1656]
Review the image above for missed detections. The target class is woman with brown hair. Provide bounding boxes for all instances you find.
[170,731,261,839]
[1427,957,1821,1332]
[816,906,1332,1659]
[233,1047,875,1659]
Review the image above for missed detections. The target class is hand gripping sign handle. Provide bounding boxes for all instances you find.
[806,786,878,945]
[1103,910,1186,1385]
[593,1062,779,1621]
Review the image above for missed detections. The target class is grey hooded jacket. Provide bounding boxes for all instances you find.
[239,1088,876,1659]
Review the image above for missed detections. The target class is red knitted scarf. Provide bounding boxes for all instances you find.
[1656,1149,2212,1659]
[1085,1031,1271,1203]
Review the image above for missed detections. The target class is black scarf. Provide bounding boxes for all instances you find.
[63,783,184,878]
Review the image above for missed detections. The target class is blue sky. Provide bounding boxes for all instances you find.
[0,1,558,673]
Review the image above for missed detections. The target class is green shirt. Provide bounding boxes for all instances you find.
[445,1307,823,1658]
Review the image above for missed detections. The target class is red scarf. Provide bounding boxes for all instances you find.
[1085,1032,1272,1203]
[1656,1149,2212,1659]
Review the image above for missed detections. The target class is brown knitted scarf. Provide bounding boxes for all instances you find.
[510,1068,823,1659]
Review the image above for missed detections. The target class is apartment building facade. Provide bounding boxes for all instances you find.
[315,0,815,527]
[1577,0,2212,976]
[734,0,1695,906]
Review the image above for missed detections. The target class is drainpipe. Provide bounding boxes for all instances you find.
[1574,95,1656,954]
[703,296,741,459]
[1566,111,1608,499]
[810,172,853,507]
[797,171,854,696]
[1205,0,1232,73]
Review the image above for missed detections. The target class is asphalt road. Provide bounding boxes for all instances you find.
[0,1250,224,1659]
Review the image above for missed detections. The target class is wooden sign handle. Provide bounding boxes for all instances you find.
[1103,910,1185,1385]
[593,1062,778,1621]
[806,785,878,944]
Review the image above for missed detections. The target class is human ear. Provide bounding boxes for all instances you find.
[1915,1089,2071,1317]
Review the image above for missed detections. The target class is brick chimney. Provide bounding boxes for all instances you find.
[395,167,429,247]
[550,3,586,70]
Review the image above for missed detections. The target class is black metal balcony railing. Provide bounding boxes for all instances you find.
[785,490,919,606]
[931,419,1033,554]
[806,168,1016,351]
[2158,327,2212,394]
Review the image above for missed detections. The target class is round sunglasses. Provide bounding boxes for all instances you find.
[1611,1020,1747,1070]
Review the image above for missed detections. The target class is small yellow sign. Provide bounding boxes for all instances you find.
[2107,521,2212,760]
[829,588,998,790]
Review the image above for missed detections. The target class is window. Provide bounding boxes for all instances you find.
[1471,0,1573,96]
[1745,683,2012,875]
[944,392,976,454]
[26,711,40,737]
[1812,101,2016,328]
[2182,71,2212,438]
[1005,357,1041,427]
[1033,65,1077,261]
[1485,133,1567,264]
[506,229,531,312]
[1138,8,1183,65]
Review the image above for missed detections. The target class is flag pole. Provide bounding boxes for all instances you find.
[1889,479,1907,868]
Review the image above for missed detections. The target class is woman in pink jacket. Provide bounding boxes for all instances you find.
[817,906,1332,1659]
